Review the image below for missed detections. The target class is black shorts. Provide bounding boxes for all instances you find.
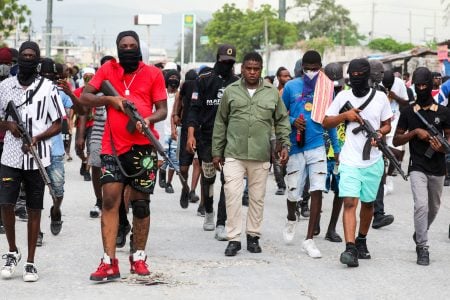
[100,145,158,194]
[179,127,200,167]
[0,165,45,210]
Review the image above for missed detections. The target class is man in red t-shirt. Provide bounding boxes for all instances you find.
[79,31,167,281]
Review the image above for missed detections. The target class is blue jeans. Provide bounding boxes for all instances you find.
[161,135,179,170]
[47,155,65,198]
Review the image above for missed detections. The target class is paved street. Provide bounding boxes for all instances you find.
[2,154,450,300]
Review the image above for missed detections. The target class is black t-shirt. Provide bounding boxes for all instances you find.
[186,68,239,137]
[397,104,450,176]
[179,79,196,128]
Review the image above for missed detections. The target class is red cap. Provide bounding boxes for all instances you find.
[0,47,12,64]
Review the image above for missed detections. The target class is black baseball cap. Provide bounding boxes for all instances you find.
[217,44,236,62]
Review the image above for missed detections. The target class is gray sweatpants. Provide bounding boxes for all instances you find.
[410,171,444,247]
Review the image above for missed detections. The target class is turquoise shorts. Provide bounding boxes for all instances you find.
[338,157,384,202]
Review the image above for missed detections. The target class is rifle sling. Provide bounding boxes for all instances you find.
[357,88,377,111]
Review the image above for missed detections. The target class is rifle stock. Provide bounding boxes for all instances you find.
[5,101,58,204]
[342,101,408,181]
[100,80,189,191]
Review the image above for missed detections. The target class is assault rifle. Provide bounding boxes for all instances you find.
[100,80,189,191]
[6,101,58,204]
[414,110,450,159]
[341,101,408,181]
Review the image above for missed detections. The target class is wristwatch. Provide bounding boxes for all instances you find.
[282,144,291,152]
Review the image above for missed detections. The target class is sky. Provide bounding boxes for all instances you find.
[17,0,450,52]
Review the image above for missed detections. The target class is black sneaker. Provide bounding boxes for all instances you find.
[225,241,241,256]
[50,206,63,236]
[197,205,205,217]
[189,190,199,203]
[83,172,92,181]
[242,193,249,207]
[297,200,310,218]
[340,246,359,267]
[416,246,430,266]
[247,235,262,253]
[372,214,394,229]
[116,223,131,248]
[165,183,174,194]
[444,177,450,186]
[36,232,44,247]
[158,169,166,188]
[80,162,86,176]
[325,231,342,243]
[355,237,371,259]
[275,187,286,195]
[15,207,28,222]
[180,189,189,209]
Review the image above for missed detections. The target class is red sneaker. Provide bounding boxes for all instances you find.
[129,255,150,276]
[90,258,120,281]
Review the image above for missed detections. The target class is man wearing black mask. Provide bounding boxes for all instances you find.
[0,41,63,281]
[78,31,167,281]
[323,58,392,267]
[159,69,181,194]
[393,67,450,266]
[186,44,239,240]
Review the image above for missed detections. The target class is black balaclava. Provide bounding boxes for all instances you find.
[165,69,181,90]
[348,58,370,97]
[369,60,384,85]
[215,60,234,78]
[185,69,198,81]
[382,70,395,91]
[412,67,434,107]
[17,41,40,86]
[39,58,57,81]
[116,30,142,73]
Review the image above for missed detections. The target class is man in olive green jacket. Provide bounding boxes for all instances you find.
[212,52,291,256]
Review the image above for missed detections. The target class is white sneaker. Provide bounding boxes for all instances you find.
[203,212,215,231]
[302,239,322,258]
[214,225,227,241]
[90,205,101,218]
[283,219,297,244]
[23,263,39,282]
[1,249,21,279]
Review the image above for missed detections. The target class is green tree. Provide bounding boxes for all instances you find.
[293,0,364,46]
[176,20,216,64]
[0,0,31,40]
[368,38,414,53]
[298,37,335,56]
[204,4,298,61]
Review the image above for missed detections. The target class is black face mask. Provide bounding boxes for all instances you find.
[18,56,39,86]
[412,67,434,107]
[118,49,141,73]
[215,62,234,77]
[167,78,180,89]
[349,74,370,97]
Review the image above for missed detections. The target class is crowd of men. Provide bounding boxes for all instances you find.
[0,29,450,283]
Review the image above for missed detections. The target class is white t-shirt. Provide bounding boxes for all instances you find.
[247,88,256,97]
[385,77,408,138]
[164,91,177,136]
[325,89,393,168]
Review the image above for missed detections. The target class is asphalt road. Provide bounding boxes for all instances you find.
[1,154,450,300]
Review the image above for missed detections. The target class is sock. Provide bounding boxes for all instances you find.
[103,253,112,264]
[358,232,367,239]
[133,250,146,261]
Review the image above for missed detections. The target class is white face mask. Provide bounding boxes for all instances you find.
[304,70,319,80]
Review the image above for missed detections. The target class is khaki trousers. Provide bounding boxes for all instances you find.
[223,158,270,242]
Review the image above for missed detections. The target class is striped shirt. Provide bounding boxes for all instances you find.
[90,105,106,144]
[0,76,64,170]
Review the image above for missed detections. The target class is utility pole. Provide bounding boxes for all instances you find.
[45,0,53,57]
[264,16,269,76]
[370,1,375,41]
[279,0,286,20]
[408,11,412,44]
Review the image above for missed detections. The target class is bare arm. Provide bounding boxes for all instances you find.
[80,84,126,111]
[322,109,363,129]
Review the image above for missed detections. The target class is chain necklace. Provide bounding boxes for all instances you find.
[123,72,138,96]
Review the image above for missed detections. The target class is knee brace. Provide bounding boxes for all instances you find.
[131,199,150,219]
[202,162,216,183]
